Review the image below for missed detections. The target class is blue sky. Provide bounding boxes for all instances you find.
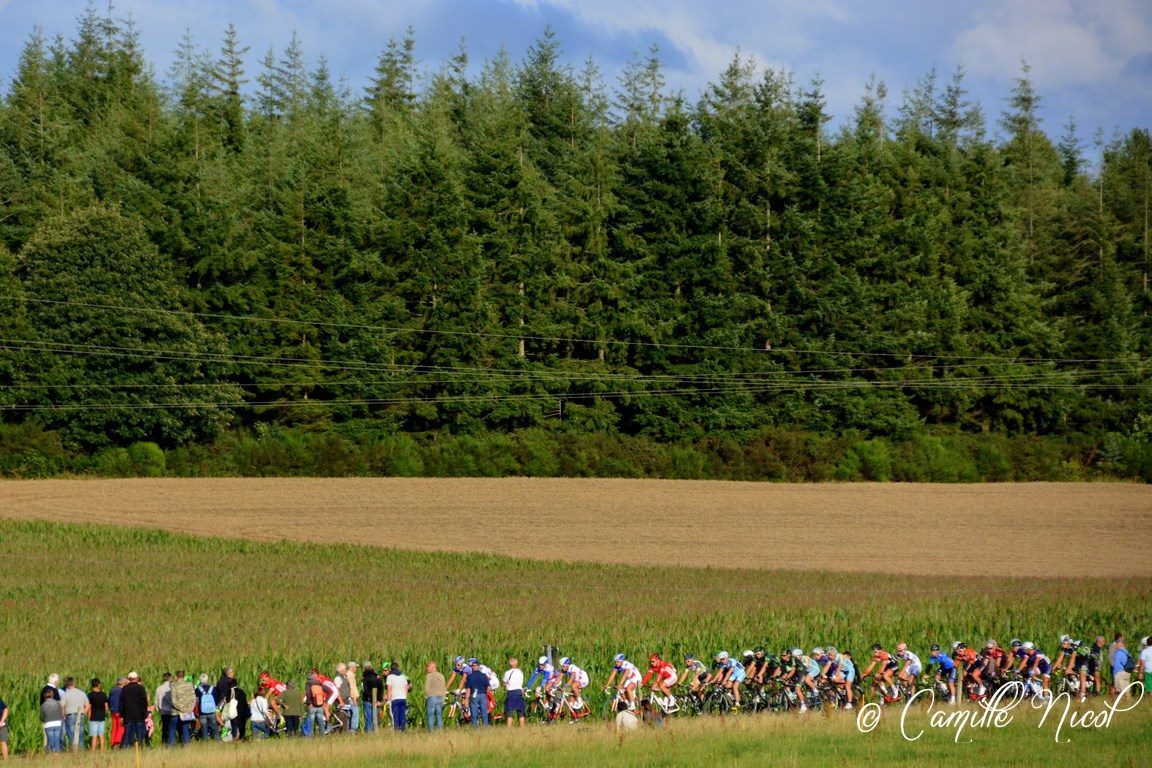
[1,0,1149,142]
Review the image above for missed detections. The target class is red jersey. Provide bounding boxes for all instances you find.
[259,673,287,697]
[642,661,676,686]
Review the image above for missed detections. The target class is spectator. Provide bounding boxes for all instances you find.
[1138,636,1152,694]
[466,661,489,728]
[40,673,61,703]
[1112,638,1133,698]
[249,687,271,738]
[61,676,88,751]
[333,664,352,733]
[502,658,526,728]
[614,698,639,733]
[0,693,9,760]
[119,672,149,749]
[41,690,64,753]
[1108,633,1122,694]
[305,673,327,737]
[361,663,383,732]
[195,674,220,741]
[424,662,446,731]
[230,684,250,741]
[278,681,302,736]
[214,667,236,710]
[385,663,409,732]
[108,677,126,747]
[85,678,109,751]
[346,662,360,732]
[154,673,173,746]
[169,672,196,745]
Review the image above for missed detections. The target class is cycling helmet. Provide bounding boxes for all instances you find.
[872,643,883,652]
[717,651,730,661]
[929,644,941,652]
[826,646,837,655]
[467,658,479,665]
[614,653,627,662]
[895,642,908,653]
[538,656,549,665]
[742,650,754,659]
[1022,641,1034,650]
[559,657,572,667]
[1010,639,1022,648]
[790,648,803,657]
[753,646,765,654]
[812,647,824,656]
[1059,634,1070,644]
[684,653,696,662]
[649,653,662,663]
[951,642,963,651]
[780,648,792,657]
[986,640,997,649]
[453,656,465,666]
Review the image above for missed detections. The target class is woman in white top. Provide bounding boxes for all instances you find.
[249,688,271,738]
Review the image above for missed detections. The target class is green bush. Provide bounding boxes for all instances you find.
[92,447,134,477]
[127,441,166,477]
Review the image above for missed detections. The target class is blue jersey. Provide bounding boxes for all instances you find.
[526,665,554,688]
[930,654,955,672]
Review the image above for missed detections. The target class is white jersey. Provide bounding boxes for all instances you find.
[614,660,642,685]
[900,651,922,669]
[480,664,500,690]
[564,664,590,688]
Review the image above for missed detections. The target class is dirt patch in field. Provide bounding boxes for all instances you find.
[0,478,1148,577]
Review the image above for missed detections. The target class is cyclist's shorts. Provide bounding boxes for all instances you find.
[660,671,678,686]
[1037,660,1051,675]
[729,668,746,684]
[883,660,899,673]
[841,668,856,682]
[907,665,922,677]
[941,667,957,683]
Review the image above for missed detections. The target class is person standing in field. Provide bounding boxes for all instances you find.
[332,664,352,733]
[385,663,409,732]
[0,692,9,759]
[277,681,302,736]
[214,668,236,712]
[1138,636,1152,693]
[61,676,88,751]
[346,662,361,732]
[230,683,250,741]
[466,660,489,728]
[169,672,195,745]
[305,672,328,736]
[108,677,126,747]
[502,658,526,728]
[1111,638,1133,698]
[195,674,220,741]
[41,689,65,753]
[424,662,446,731]
[249,687,271,738]
[85,678,109,751]
[41,673,61,704]
[118,672,148,749]
[361,663,383,732]
[154,672,173,746]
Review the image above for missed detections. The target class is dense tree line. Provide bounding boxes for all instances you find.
[0,9,1148,478]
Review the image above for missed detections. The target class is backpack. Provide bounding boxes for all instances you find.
[1123,653,1136,674]
[199,686,217,714]
[309,682,326,707]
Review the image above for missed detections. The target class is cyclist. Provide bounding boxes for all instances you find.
[604,654,642,710]
[641,654,678,709]
[746,647,777,685]
[952,642,983,699]
[446,656,470,693]
[526,656,555,694]
[557,658,589,713]
[1017,642,1052,692]
[258,671,287,715]
[708,651,745,708]
[682,654,710,696]
[792,649,821,712]
[980,640,1007,687]
[861,644,899,702]
[1053,635,1080,672]
[822,646,856,709]
[1085,636,1106,699]
[927,645,957,703]
[895,643,922,694]
[1007,639,1026,673]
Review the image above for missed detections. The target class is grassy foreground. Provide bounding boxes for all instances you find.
[12,707,1152,768]
[1,518,1149,756]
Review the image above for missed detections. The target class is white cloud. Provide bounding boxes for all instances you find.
[954,0,1152,88]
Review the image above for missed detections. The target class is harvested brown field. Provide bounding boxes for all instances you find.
[0,478,1148,577]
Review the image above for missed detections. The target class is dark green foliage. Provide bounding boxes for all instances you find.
[0,16,1148,478]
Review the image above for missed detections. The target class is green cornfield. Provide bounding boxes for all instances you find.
[1,518,1149,757]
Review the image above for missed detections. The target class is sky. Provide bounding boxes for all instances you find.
[0,0,1149,142]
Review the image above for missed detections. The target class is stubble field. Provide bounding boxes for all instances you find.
[1,478,1150,576]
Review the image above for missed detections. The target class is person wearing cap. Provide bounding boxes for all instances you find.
[424,662,447,731]
[360,663,383,733]
[465,661,489,728]
[501,658,526,727]
[119,672,148,749]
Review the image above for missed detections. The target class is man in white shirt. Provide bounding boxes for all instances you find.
[501,658,526,728]
[1138,637,1152,695]
[384,663,409,732]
